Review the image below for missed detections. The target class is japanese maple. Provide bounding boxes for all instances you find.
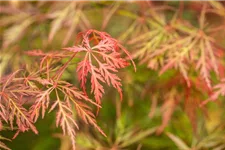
[0,1,225,150]
[0,29,135,150]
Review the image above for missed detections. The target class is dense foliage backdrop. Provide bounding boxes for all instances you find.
[0,1,225,150]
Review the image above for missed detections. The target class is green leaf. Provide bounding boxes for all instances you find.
[120,127,156,147]
[166,132,190,150]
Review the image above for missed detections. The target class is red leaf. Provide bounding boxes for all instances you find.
[65,29,135,104]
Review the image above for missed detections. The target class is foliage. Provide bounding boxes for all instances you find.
[0,1,225,150]
[0,28,134,149]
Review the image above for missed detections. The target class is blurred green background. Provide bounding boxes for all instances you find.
[0,1,225,150]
